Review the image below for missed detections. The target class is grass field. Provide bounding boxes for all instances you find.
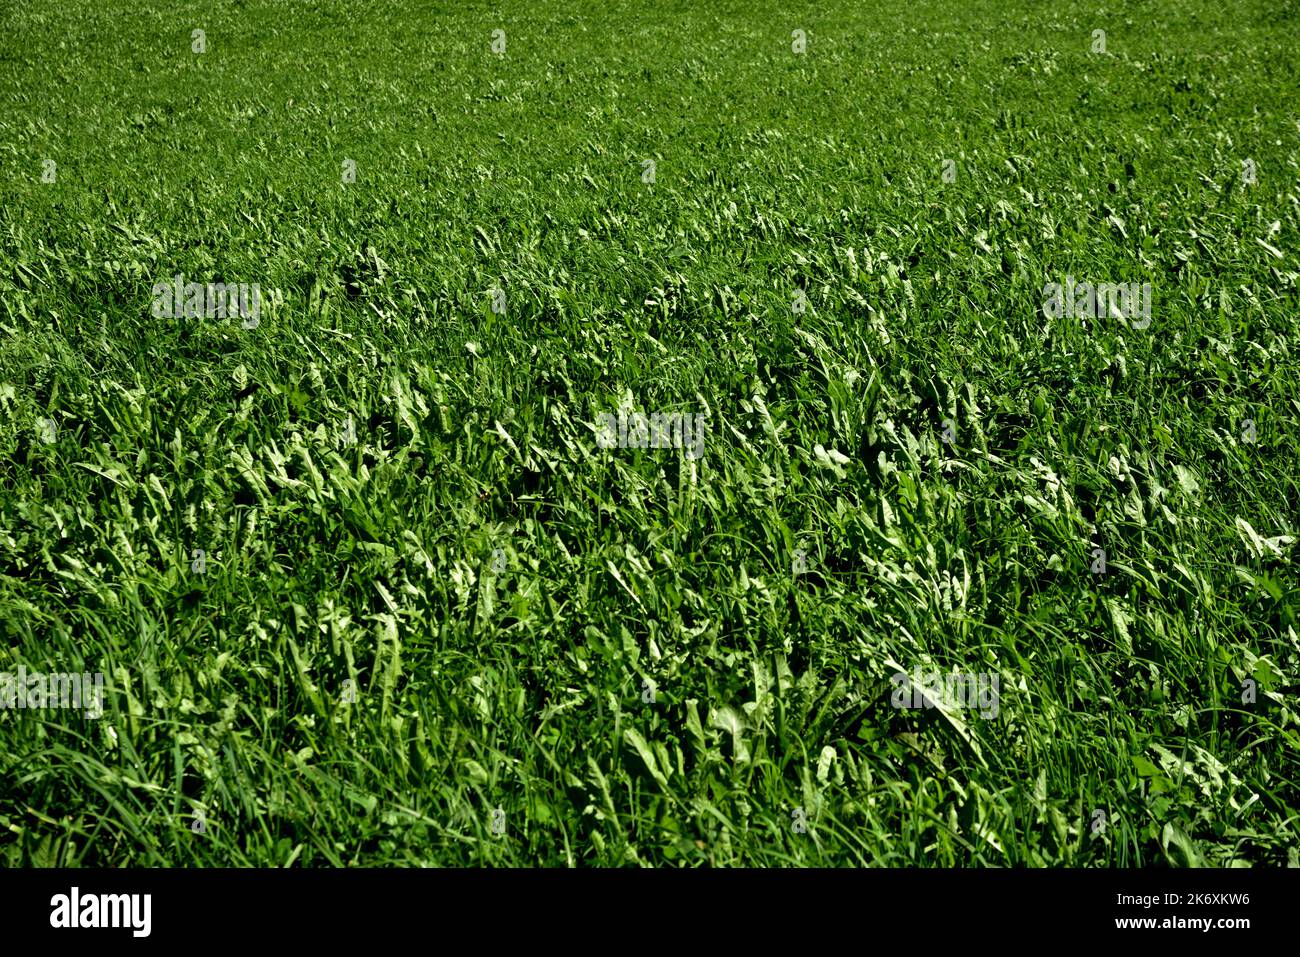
[1,0,1298,867]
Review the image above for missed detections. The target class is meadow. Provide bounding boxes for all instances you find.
[1,0,1297,866]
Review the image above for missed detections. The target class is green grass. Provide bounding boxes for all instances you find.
[1,0,1298,866]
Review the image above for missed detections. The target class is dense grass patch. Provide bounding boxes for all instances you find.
[1,0,1298,866]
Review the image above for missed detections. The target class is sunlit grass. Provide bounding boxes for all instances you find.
[1,0,1297,866]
